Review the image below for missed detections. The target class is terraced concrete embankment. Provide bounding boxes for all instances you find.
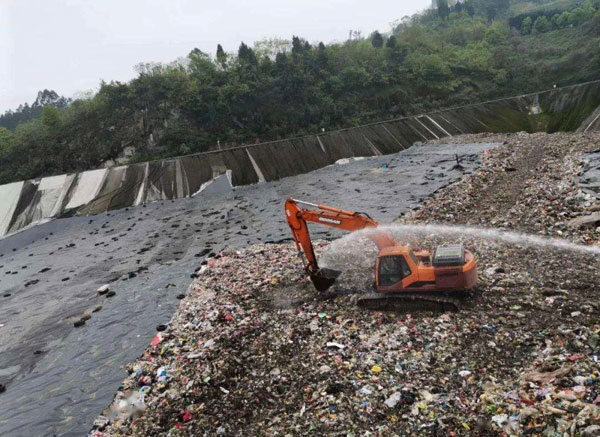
[578,104,600,133]
[1,80,600,238]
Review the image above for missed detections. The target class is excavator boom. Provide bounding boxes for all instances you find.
[285,198,396,291]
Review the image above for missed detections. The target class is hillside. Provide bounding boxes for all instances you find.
[1,0,599,185]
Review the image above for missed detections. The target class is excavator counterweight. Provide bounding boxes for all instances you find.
[285,198,478,311]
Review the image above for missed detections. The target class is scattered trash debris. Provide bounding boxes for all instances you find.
[95,132,600,435]
[73,320,86,328]
[384,392,402,408]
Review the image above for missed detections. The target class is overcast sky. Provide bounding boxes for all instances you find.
[1,0,430,113]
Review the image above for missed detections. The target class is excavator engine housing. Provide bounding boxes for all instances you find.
[376,244,477,293]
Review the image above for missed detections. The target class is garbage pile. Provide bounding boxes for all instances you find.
[94,132,599,436]
[415,132,600,241]
[580,149,600,192]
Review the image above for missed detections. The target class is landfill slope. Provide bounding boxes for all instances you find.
[98,132,599,436]
[0,143,495,437]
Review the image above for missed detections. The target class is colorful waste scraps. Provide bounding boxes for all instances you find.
[92,133,600,436]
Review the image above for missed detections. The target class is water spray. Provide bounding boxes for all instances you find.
[325,223,600,256]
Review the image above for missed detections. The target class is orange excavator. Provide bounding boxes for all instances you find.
[285,198,478,311]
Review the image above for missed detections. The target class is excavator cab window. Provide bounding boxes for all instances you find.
[378,255,411,286]
[409,250,419,266]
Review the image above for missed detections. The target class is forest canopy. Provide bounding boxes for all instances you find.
[1,0,599,184]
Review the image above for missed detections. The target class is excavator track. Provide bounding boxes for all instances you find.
[356,292,464,313]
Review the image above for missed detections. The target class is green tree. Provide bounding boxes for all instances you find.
[216,44,227,68]
[291,36,303,55]
[316,42,329,70]
[275,52,287,73]
[463,0,475,17]
[34,89,69,107]
[521,16,533,35]
[551,14,559,29]
[571,6,596,25]
[485,20,509,44]
[437,0,450,19]
[534,16,551,33]
[386,35,397,48]
[41,106,60,129]
[238,42,257,65]
[371,31,384,48]
[557,11,572,28]
[0,127,16,156]
[189,48,217,83]
[0,90,69,131]
[479,0,509,21]
[291,36,308,64]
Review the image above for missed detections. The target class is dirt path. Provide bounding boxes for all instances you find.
[466,140,546,228]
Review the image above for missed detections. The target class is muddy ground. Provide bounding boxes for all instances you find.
[98,132,600,436]
[0,143,495,436]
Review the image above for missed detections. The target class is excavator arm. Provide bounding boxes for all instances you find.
[285,198,396,291]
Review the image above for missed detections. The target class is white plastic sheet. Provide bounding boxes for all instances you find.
[65,169,107,211]
[37,175,68,218]
[0,181,24,236]
[191,170,233,197]
[246,150,265,183]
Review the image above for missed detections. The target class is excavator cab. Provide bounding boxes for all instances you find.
[375,244,477,293]
[376,246,422,290]
[377,254,412,287]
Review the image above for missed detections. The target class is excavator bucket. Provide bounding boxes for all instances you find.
[310,268,342,292]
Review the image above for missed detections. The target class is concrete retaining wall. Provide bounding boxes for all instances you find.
[2,80,600,238]
[578,105,600,133]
